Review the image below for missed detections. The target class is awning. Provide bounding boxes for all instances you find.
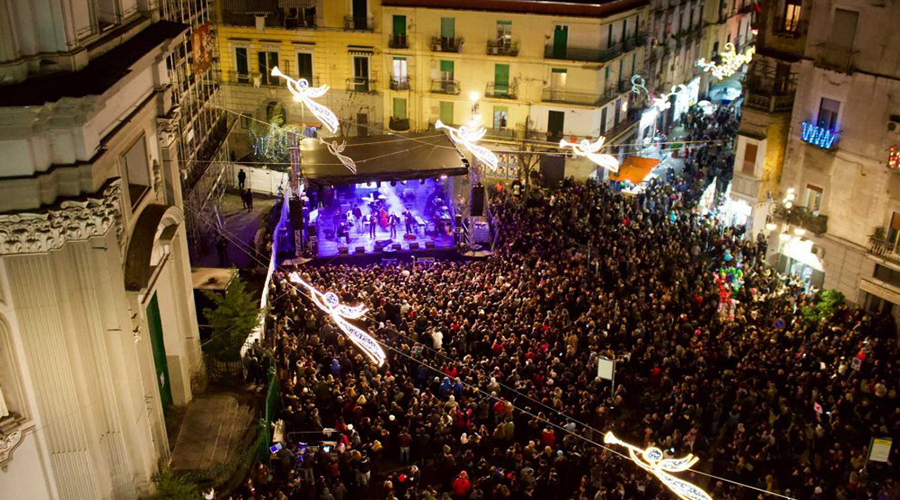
[301,132,469,186]
[609,157,659,184]
[781,238,825,272]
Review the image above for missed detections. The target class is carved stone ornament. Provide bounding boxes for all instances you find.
[0,180,122,255]
[152,159,162,195]
[0,429,23,469]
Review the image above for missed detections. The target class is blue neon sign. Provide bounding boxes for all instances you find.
[801,121,838,149]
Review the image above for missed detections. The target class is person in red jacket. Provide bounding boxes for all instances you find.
[452,471,472,498]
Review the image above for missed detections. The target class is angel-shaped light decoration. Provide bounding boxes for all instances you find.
[650,84,687,113]
[604,432,713,500]
[631,74,649,96]
[271,66,339,135]
[436,116,499,171]
[559,137,620,173]
[288,272,386,366]
[696,43,756,80]
[318,137,357,174]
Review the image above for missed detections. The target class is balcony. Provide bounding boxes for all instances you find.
[487,39,519,57]
[745,91,794,113]
[431,36,463,53]
[389,77,409,91]
[486,127,519,140]
[389,33,408,49]
[730,170,762,200]
[225,71,282,87]
[346,77,376,93]
[815,44,857,73]
[389,117,410,131]
[430,79,460,95]
[773,17,807,38]
[485,81,517,100]
[800,121,839,150]
[344,15,374,31]
[283,12,316,29]
[773,204,829,235]
[541,85,624,107]
[868,238,900,267]
[544,35,645,63]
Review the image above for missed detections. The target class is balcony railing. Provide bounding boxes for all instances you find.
[541,85,625,106]
[800,121,839,150]
[284,13,317,29]
[389,117,410,131]
[773,204,829,235]
[745,91,794,113]
[815,44,857,74]
[389,33,408,49]
[487,39,519,56]
[773,17,807,38]
[389,77,409,91]
[486,127,518,140]
[544,35,645,63]
[868,238,900,266]
[431,36,463,53]
[225,71,284,87]
[485,81,517,99]
[344,15,374,31]
[430,79,460,95]
[346,77,376,93]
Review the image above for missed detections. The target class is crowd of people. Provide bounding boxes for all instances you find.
[230,105,900,500]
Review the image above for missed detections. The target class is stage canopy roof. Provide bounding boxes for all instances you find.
[301,132,469,186]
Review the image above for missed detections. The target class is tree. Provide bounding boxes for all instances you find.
[516,119,543,188]
[248,114,301,169]
[143,472,201,500]
[802,289,845,324]
[202,273,261,361]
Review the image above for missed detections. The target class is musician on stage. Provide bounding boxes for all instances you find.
[368,213,377,239]
[389,213,399,239]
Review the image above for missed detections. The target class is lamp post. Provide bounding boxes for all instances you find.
[470,91,480,119]
[765,188,807,265]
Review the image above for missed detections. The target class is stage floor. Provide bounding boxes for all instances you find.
[314,181,456,258]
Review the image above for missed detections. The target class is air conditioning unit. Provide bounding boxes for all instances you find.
[888,115,900,135]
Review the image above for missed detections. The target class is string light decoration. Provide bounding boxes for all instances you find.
[696,43,756,79]
[800,121,838,149]
[318,137,357,174]
[271,66,340,135]
[559,137,620,173]
[651,84,687,112]
[631,74,649,96]
[604,433,713,500]
[890,145,900,170]
[436,116,499,171]
[288,272,386,366]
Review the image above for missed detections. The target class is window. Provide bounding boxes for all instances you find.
[600,107,608,135]
[494,64,510,96]
[622,19,628,44]
[353,56,370,91]
[441,17,455,39]
[258,50,278,85]
[235,47,249,83]
[497,20,512,41]
[493,106,508,130]
[742,142,758,175]
[805,185,823,212]
[393,15,406,36]
[393,98,407,120]
[888,212,900,245]
[123,135,150,208]
[817,98,840,130]
[608,24,614,48]
[440,60,454,81]
[297,53,313,83]
[874,264,900,288]
[393,57,407,82]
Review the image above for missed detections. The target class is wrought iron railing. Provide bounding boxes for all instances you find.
[343,15,374,31]
[815,44,857,74]
[868,238,900,266]
[541,86,624,106]
[487,39,519,56]
[431,36,463,53]
[745,91,795,113]
[485,81,517,99]
[389,33,408,49]
[773,204,829,235]
[346,77,377,93]
[389,77,409,91]
[430,79,460,95]
[544,35,645,63]
[389,117,410,131]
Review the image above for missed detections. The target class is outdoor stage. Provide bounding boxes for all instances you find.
[294,132,470,260]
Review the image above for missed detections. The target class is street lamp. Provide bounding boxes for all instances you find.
[470,91,480,117]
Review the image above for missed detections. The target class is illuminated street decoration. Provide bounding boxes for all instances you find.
[888,145,899,170]
[651,84,687,112]
[631,74,648,96]
[271,66,339,135]
[697,43,756,79]
[801,121,838,149]
[604,433,713,500]
[436,116,499,171]
[288,272,386,366]
[560,137,620,172]
[319,137,357,174]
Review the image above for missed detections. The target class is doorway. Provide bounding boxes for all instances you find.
[548,110,565,141]
[352,0,367,29]
[147,294,173,414]
[553,25,568,58]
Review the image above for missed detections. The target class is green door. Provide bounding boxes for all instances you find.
[441,17,455,39]
[393,97,407,119]
[147,294,173,414]
[440,101,454,124]
[393,15,406,36]
[553,25,567,58]
[494,64,510,96]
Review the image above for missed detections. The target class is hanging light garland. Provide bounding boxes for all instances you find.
[604,433,713,500]
[271,66,340,135]
[436,116,499,171]
[559,137,620,172]
[696,43,756,79]
[288,272,386,366]
[318,137,357,174]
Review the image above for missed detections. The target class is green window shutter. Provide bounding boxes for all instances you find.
[440,60,454,73]
[441,17,455,38]
[393,15,406,35]
[440,101,454,124]
[494,63,510,91]
[553,25,567,58]
[605,66,610,81]
[551,68,567,74]
[622,19,627,43]
[393,97,407,119]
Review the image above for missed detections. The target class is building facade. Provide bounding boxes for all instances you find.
[644,0,705,96]
[731,0,807,235]
[215,0,650,182]
[774,0,900,317]
[0,2,203,498]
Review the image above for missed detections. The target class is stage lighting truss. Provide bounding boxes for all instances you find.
[436,117,499,172]
[559,137,620,173]
[319,137,357,174]
[271,66,339,135]
[604,432,713,500]
[288,272,386,366]
[696,43,756,80]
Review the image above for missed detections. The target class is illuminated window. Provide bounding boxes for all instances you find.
[805,184,823,213]
[817,98,840,130]
[784,0,802,32]
[742,142,758,175]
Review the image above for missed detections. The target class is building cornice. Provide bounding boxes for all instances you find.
[0,180,123,256]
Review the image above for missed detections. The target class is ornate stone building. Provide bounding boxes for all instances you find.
[0,1,203,498]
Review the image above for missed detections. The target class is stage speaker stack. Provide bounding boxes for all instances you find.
[425,241,435,249]
[471,185,485,216]
[409,242,420,250]
[338,247,349,255]
[289,198,304,229]
[355,246,366,254]
[392,243,403,251]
